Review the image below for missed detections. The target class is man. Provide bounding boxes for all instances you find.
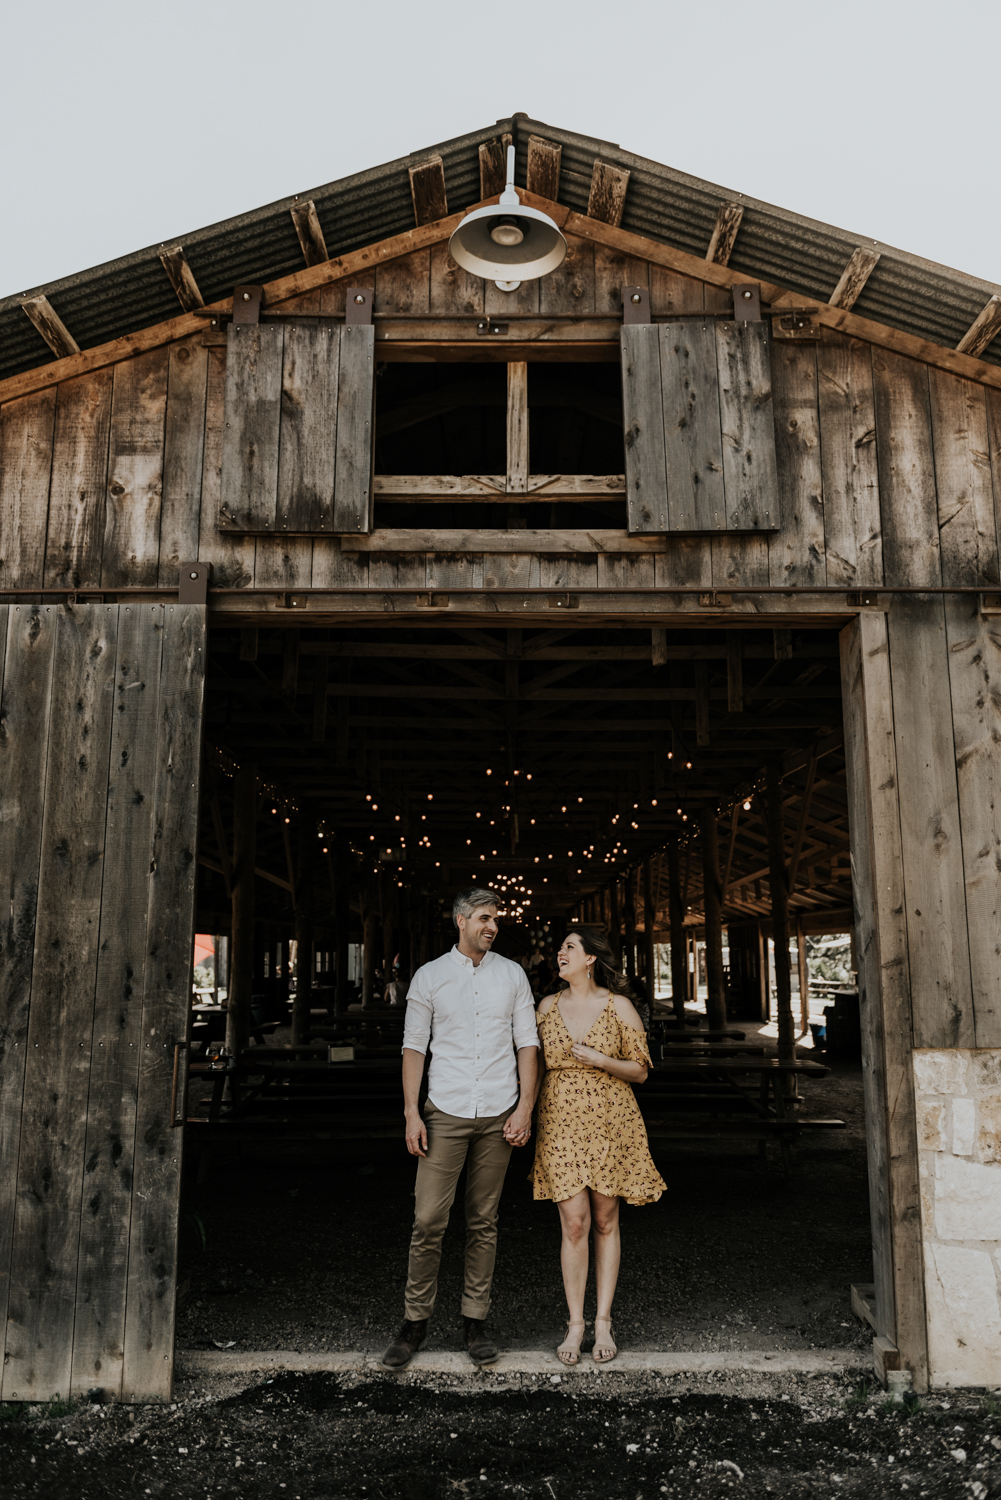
[382,887,538,1369]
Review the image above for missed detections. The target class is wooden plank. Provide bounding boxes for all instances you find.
[331,325,376,533]
[526,136,562,200]
[0,605,55,1400]
[659,320,724,531]
[289,199,329,268]
[769,340,826,586]
[409,157,448,227]
[0,388,56,590]
[102,348,169,587]
[507,362,529,492]
[42,371,114,589]
[928,368,998,587]
[4,603,118,1401]
[621,324,668,533]
[655,537,712,589]
[254,536,312,589]
[340,529,669,553]
[277,324,340,532]
[840,612,927,1388]
[478,137,509,199]
[375,474,625,498]
[367,553,427,589]
[587,161,629,227]
[427,553,483,589]
[872,351,941,588]
[594,243,649,313]
[539,555,598,590]
[887,597,973,1047]
[429,243,484,317]
[158,341,208,585]
[196,350,254,588]
[705,203,744,267]
[595,553,655,589]
[158,247,204,312]
[309,539,370,590]
[482,553,540,589]
[817,334,882,588]
[70,604,164,1399]
[943,594,1001,1047]
[22,295,80,358]
[711,532,769,588]
[219,324,285,532]
[649,268,705,319]
[956,294,1001,357]
[539,235,594,317]
[375,248,431,314]
[829,248,880,312]
[122,604,206,1402]
[715,321,778,530]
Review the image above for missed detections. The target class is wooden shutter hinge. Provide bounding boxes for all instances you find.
[732,284,761,322]
[232,286,263,325]
[621,286,651,324]
[698,591,732,608]
[415,592,450,608]
[345,287,373,325]
[178,562,213,604]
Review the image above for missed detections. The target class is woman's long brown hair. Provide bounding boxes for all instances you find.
[558,926,635,1001]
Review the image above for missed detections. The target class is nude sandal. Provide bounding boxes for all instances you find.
[557,1320,587,1366]
[592,1316,617,1364]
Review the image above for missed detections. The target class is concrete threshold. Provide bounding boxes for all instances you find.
[177,1347,867,1378]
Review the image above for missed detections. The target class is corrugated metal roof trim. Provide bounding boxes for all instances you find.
[2,114,1000,385]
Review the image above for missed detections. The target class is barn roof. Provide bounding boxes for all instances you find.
[2,112,999,385]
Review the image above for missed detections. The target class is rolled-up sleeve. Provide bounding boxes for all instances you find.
[402,972,433,1056]
[511,969,540,1050]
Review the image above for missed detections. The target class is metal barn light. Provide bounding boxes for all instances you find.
[449,145,567,292]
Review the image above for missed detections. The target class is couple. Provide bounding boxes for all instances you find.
[382,886,665,1371]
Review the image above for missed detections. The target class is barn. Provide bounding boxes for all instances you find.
[2,113,1000,1403]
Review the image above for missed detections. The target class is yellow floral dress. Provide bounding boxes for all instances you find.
[530,994,666,1206]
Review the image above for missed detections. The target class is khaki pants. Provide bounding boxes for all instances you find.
[404,1102,513,1321]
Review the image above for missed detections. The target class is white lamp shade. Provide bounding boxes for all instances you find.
[448,203,567,282]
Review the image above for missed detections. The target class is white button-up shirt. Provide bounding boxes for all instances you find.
[403,946,539,1119]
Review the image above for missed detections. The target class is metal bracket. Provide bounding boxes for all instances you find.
[275,591,306,610]
[415,592,450,608]
[232,286,263,325]
[476,320,509,337]
[547,593,579,609]
[345,287,373,325]
[621,286,651,325]
[982,592,1001,616]
[178,562,212,604]
[732,284,761,323]
[170,1042,189,1128]
[698,591,732,608]
[847,591,880,608]
[772,308,820,342]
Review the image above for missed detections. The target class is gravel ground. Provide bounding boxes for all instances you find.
[176,1059,871,1359]
[3,1367,1001,1499]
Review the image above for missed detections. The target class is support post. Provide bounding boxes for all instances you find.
[796,916,810,1036]
[609,881,622,966]
[765,759,795,1071]
[226,764,257,1058]
[667,841,687,1022]
[700,806,727,1031]
[643,858,657,1006]
[624,870,637,980]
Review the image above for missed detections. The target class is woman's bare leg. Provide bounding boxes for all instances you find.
[590,1190,621,1359]
[556,1189,591,1322]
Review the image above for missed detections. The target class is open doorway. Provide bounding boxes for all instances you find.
[177,619,872,1362]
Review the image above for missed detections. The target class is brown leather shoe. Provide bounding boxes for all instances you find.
[463,1317,498,1366]
[382,1318,428,1369]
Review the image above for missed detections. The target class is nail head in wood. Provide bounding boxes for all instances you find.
[21,295,80,358]
[159,246,205,311]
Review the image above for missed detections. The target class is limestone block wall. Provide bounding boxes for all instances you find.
[914,1049,1001,1388]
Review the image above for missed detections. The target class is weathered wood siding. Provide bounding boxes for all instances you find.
[3,249,1000,593]
[0,602,206,1403]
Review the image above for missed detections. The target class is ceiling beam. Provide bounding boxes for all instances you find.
[705,203,744,267]
[289,199,329,267]
[587,161,630,228]
[409,156,448,227]
[159,246,205,311]
[21,295,79,358]
[828,247,880,311]
[956,294,1001,358]
[479,135,511,199]
[526,135,562,201]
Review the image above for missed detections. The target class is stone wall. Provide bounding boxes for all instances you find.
[914,1049,1001,1388]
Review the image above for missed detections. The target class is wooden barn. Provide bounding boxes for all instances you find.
[2,113,1001,1403]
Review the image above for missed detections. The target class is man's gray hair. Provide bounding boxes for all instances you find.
[452,886,500,928]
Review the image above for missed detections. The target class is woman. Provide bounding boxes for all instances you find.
[530,927,665,1366]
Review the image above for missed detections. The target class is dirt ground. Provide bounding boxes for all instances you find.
[174,1059,871,1358]
[3,1367,1000,1499]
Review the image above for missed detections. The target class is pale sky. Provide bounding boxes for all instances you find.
[2,0,998,298]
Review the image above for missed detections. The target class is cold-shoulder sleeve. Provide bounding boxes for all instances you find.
[617,1018,653,1067]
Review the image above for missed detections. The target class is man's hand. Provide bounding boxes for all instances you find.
[405,1109,428,1157]
[503,1102,533,1147]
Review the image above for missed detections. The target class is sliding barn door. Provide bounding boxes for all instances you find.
[0,601,206,1404]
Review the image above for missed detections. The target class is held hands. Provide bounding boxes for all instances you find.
[571,1043,609,1069]
[503,1103,533,1148]
[405,1110,428,1158]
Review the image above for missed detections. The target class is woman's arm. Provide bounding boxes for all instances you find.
[570,1043,648,1084]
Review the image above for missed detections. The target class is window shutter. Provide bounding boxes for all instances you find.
[220,322,375,533]
[621,319,776,534]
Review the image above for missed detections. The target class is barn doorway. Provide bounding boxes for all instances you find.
[176,617,873,1363]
